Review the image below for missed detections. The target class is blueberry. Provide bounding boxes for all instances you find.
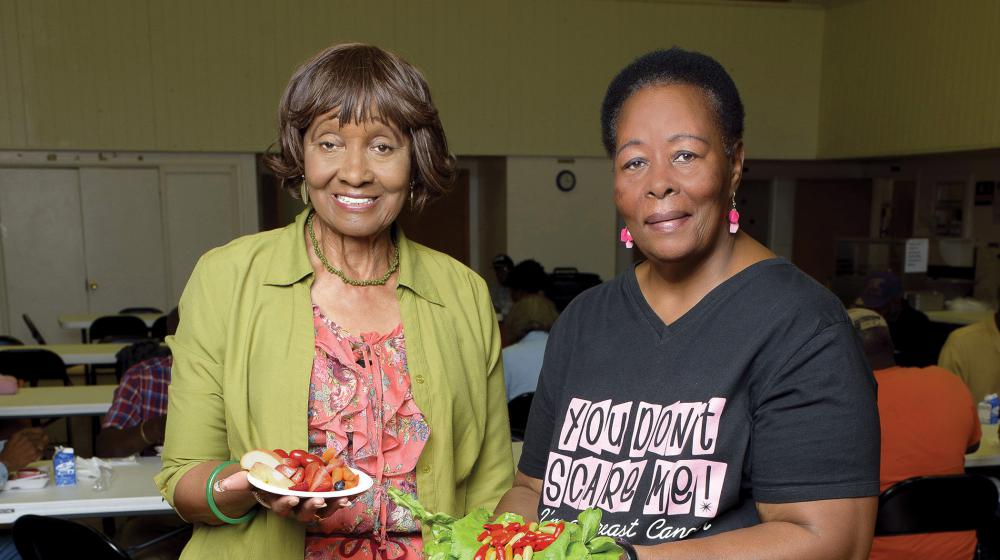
[334,480,345,491]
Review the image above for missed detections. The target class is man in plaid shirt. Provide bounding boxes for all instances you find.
[96,309,176,458]
[97,355,171,457]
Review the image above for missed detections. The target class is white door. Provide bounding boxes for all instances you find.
[0,168,89,344]
[79,168,167,314]
[162,168,241,303]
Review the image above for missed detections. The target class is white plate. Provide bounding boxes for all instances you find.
[7,470,49,490]
[247,467,373,498]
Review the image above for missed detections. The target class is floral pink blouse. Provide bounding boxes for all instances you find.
[305,305,430,560]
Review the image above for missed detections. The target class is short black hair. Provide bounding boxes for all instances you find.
[507,260,549,293]
[600,47,745,157]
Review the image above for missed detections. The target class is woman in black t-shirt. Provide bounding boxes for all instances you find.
[494,48,880,560]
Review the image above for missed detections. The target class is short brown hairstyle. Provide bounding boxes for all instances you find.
[263,43,456,211]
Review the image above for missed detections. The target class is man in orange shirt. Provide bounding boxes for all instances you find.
[848,308,981,560]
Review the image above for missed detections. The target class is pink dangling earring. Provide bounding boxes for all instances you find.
[620,227,633,248]
[728,194,740,234]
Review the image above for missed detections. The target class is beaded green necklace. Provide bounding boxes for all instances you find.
[307,211,399,287]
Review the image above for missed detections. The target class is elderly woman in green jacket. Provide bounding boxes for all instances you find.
[155,43,513,560]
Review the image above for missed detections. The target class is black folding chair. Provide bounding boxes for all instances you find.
[0,348,73,440]
[118,306,163,315]
[508,392,534,441]
[0,348,70,387]
[21,314,46,344]
[875,474,999,558]
[14,514,132,560]
[89,316,150,343]
[0,335,24,346]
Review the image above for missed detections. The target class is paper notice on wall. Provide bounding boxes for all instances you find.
[904,238,929,273]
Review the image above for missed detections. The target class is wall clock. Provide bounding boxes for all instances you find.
[556,170,576,192]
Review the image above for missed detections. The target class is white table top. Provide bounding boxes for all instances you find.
[59,313,161,330]
[0,385,115,418]
[966,420,1000,468]
[0,343,127,365]
[0,457,171,524]
[927,310,994,326]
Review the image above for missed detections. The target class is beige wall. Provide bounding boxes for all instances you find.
[0,0,824,159]
[506,156,616,281]
[819,0,1000,158]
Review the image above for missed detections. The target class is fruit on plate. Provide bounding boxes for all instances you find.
[240,447,361,493]
[248,462,293,490]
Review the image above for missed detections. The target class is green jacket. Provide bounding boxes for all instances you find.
[155,209,513,559]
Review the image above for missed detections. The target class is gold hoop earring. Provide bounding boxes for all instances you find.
[300,178,310,206]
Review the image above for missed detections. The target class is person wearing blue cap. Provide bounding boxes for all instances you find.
[858,271,935,367]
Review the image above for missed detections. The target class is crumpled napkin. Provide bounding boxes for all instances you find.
[76,455,137,491]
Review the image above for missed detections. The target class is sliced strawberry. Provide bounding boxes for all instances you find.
[280,457,301,469]
[303,461,321,489]
[290,467,305,484]
[272,449,289,459]
[309,468,332,492]
[288,481,309,492]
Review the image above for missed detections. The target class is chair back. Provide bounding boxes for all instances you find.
[150,316,168,340]
[118,306,163,315]
[875,474,999,536]
[89,315,149,342]
[0,335,23,346]
[114,341,171,383]
[508,392,534,441]
[13,514,131,560]
[0,349,70,387]
[545,268,602,312]
[21,314,46,345]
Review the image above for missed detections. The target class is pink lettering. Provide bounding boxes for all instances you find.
[630,402,660,457]
[558,398,591,452]
[542,452,572,508]
[694,398,726,455]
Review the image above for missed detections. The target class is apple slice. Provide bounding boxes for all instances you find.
[249,462,293,490]
[240,449,282,470]
[275,464,298,481]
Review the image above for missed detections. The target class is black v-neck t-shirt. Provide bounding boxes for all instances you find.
[518,259,880,544]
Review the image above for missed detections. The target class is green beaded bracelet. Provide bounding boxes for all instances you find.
[206,460,256,525]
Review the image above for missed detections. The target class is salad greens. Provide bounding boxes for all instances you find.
[388,488,622,560]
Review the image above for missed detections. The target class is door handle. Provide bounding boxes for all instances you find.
[87,280,98,291]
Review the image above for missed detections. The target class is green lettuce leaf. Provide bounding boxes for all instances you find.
[387,488,623,560]
[577,509,601,543]
[450,509,492,560]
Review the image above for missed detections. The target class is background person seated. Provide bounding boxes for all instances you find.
[0,427,48,560]
[502,295,559,402]
[96,308,188,559]
[939,310,1000,405]
[96,308,178,458]
[857,270,936,367]
[848,308,981,560]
